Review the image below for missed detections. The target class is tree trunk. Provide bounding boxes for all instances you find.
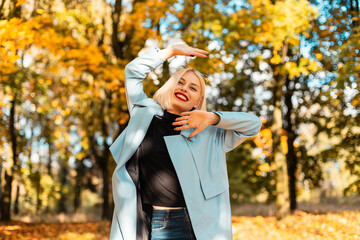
[74,158,84,212]
[1,97,18,221]
[89,134,111,220]
[58,151,69,214]
[0,0,7,19]
[110,0,147,60]
[285,77,298,212]
[272,74,290,220]
[14,184,20,215]
[35,171,41,212]
[10,0,21,19]
[161,60,171,85]
[91,141,111,220]
[47,143,52,177]
[101,110,111,220]
[0,159,2,217]
[1,172,12,221]
[74,184,81,212]
[100,156,110,220]
[111,0,123,59]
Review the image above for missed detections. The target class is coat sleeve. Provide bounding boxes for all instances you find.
[124,46,165,116]
[213,111,262,152]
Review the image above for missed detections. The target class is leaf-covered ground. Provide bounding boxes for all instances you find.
[232,211,360,240]
[0,221,110,240]
[0,211,359,240]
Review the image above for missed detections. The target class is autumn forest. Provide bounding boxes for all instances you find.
[0,0,359,239]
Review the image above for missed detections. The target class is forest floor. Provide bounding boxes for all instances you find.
[0,211,359,239]
[1,199,359,240]
[232,210,359,240]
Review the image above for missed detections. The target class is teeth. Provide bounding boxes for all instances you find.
[175,93,188,101]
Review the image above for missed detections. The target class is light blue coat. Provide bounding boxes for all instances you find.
[109,47,262,240]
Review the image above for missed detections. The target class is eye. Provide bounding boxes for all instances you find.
[178,80,184,85]
[190,87,197,91]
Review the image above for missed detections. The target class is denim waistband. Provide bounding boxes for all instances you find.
[152,207,189,218]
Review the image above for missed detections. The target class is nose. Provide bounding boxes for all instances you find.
[180,87,188,93]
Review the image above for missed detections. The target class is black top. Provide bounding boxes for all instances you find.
[131,110,186,207]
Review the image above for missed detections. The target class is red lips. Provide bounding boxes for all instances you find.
[175,92,189,101]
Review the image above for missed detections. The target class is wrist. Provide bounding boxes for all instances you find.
[210,112,220,125]
[158,47,174,60]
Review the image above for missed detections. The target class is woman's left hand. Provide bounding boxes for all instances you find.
[173,110,220,138]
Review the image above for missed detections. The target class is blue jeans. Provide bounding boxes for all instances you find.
[151,208,196,240]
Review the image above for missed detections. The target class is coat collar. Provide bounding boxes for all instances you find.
[180,128,196,141]
[133,98,196,141]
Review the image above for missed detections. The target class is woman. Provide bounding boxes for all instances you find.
[109,43,262,240]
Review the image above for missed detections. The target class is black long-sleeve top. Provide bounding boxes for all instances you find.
[129,110,186,207]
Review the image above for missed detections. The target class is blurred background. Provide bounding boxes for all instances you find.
[0,0,359,239]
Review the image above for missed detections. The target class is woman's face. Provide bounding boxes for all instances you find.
[170,71,202,115]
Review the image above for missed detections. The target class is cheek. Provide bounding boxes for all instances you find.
[191,92,201,104]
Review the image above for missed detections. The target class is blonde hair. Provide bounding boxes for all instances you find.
[153,67,207,111]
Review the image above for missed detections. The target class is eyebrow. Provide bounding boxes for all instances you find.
[180,78,200,88]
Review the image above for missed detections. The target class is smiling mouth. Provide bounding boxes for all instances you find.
[175,92,188,102]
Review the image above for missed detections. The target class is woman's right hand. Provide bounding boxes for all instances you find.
[159,43,209,60]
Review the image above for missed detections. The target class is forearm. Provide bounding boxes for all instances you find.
[158,48,174,61]
[158,43,208,60]
[210,112,221,125]
[125,47,165,113]
[213,111,262,136]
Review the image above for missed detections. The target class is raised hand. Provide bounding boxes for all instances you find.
[171,43,209,58]
[159,43,209,60]
[172,110,220,138]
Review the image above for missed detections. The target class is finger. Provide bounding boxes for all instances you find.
[180,112,192,116]
[172,120,188,126]
[175,116,189,121]
[187,50,208,58]
[174,125,191,131]
[189,52,208,58]
[189,129,200,138]
[193,48,209,54]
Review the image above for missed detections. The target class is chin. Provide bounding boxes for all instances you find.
[171,103,191,114]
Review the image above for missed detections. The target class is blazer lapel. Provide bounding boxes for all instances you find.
[115,101,163,168]
[164,134,199,190]
[179,128,196,141]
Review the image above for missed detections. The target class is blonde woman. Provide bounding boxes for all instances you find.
[109,43,262,240]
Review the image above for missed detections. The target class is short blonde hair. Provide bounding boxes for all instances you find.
[153,67,207,111]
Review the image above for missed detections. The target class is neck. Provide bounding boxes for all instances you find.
[167,107,197,115]
[166,109,181,115]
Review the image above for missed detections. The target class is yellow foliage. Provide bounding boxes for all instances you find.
[272,42,283,52]
[36,9,45,14]
[316,53,323,60]
[16,0,27,7]
[51,100,59,108]
[61,78,69,85]
[81,137,90,151]
[270,54,282,65]
[351,99,359,107]
[258,163,271,172]
[280,135,288,155]
[55,115,63,125]
[253,128,289,157]
[244,0,318,48]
